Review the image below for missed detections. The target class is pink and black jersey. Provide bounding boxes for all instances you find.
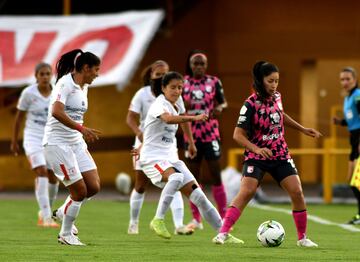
[182,75,226,143]
[237,91,290,161]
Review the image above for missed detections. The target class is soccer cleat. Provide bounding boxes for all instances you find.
[297,237,318,247]
[128,222,139,234]
[37,210,43,226]
[52,209,79,235]
[42,218,60,228]
[212,233,244,245]
[58,234,85,246]
[150,218,171,239]
[186,219,204,230]
[174,225,194,235]
[347,214,360,225]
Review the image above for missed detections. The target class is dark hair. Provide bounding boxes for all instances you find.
[35,62,52,75]
[141,60,168,86]
[55,49,100,83]
[153,71,183,97]
[341,67,357,79]
[252,61,279,99]
[185,49,207,76]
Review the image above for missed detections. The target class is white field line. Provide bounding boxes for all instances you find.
[250,203,360,232]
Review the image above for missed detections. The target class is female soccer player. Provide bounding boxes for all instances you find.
[138,71,240,243]
[213,61,321,247]
[43,49,101,245]
[182,50,228,230]
[333,67,360,224]
[11,62,59,228]
[127,60,192,235]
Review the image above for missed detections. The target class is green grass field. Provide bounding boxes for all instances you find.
[0,198,359,261]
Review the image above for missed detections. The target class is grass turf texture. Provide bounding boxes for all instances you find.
[0,199,359,261]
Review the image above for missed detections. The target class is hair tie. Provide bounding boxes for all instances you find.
[74,52,82,66]
[190,53,207,61]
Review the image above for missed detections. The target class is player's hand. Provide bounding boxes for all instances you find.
[194,113,208,122]
[81,127,102,143]
[131,145,142,160]
[303,128,322,138]
[254,147,273,159]
[187,143,197,159]
[10,141,20,156]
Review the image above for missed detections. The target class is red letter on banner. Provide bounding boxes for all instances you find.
[57,26,133,74]
[0,31,56,81]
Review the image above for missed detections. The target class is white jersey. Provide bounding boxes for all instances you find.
[43,73,88,145]
[17,84,50,145]
[139,94,185,163]
[129,85,155,132]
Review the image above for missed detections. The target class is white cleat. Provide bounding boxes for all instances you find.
[58,234,85,246]
[174,225,194,235]
[52,209,78,235]
[128,223,139,234]
[297,237,318,247]
[186,219,204,230]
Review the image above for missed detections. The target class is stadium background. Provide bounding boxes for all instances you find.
[1,0,360,190]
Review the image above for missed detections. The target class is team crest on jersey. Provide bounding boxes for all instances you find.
[270,112,280,124]
[205,85,212,93]
[247,166,254,173]
[192,90,204,100]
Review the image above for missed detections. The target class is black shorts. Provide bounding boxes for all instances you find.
[184,140,221,162]
[349,129,360,161]
[242,159,298,184]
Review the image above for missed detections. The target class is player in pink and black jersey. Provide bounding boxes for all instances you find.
[182,50,228,230]
[213,61,322,247]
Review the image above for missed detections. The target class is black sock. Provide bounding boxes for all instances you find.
[350,186,360,215]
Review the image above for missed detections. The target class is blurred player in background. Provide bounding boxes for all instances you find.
[213,61,322,247]
[11,62,59,228]
[44,49,101,245]
[333,67,360,224]
[126,60,193,235]
[182,50,228,230]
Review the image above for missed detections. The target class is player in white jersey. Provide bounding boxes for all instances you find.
[127,61,193,235]
[43,49,101,246]
[11,63,59,228]
[138,71,239,242]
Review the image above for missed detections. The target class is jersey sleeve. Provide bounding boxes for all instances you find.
[129,88,143,114]
[52,80,71,105]
[214,78,226,105]
[148,99,167,119]
[236,101,254,131]
[17,89,30,111]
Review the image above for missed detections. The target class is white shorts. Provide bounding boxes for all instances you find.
[27,150,51,169]
[44,141,97,187]
[132,137,141,170]
[140,159,195,188]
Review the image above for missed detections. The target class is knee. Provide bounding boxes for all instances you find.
[135,184,146,194]
[87,180,101,198]
[289,188,304,200]
[72,186,87,201]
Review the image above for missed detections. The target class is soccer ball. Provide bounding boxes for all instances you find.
[115,172,131,195]
[257,220,285,247]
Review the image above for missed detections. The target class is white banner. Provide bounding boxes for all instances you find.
[0,10,164,90]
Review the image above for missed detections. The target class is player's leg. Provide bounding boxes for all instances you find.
[128,170,149,234]
[170,191,194,235]
[47,168,59,209]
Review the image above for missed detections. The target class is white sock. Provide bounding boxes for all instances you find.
[48,182,59,208]
[60,199,82,236]
[129,189,145,224]
[170,191,184,228]
[56,195,72,221]
[35,177,51,220]
[189,188,222,231]
[155,173,184,219]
